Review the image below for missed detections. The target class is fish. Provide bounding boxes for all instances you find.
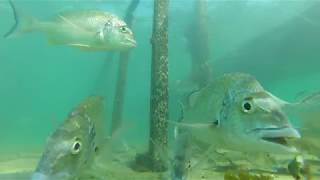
[169,73,303,179]
[4,0,136,51]
[32,96,106,180]
[176,73,301,154]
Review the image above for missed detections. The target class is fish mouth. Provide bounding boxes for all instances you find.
[124,37,137,48]
[262,137,290,146]
[255,127,301,152]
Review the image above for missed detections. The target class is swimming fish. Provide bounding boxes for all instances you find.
[176,73,301,154]
[4,0,136,51]
[32,96,106,180]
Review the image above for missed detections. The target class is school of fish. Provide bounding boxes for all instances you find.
[2,0,320,179]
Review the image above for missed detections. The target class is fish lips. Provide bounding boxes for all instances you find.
[253,127,301,153]
[124,37,137,48]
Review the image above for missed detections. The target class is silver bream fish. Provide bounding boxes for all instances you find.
[32,96,106,180]
[178,73,301,154]
[4,0,136,51]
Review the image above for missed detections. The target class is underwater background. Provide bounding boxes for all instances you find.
[0,0,320,179]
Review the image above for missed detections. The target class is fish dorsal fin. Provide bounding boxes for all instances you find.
[298,91,320,105]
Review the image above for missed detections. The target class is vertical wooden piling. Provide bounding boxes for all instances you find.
[187,0,211,88]
[111,54,129,134]
[148,0,169,172]
[111,0,140,134]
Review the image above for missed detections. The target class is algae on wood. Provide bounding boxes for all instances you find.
[148,0,169,172]
[111,0,140,134]
[186,0,211,88]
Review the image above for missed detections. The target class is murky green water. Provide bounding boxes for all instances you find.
[0,0,320,179]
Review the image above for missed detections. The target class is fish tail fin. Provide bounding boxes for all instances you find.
[4,0,39,38]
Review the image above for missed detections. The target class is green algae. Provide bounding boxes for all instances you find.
[224,170,275,180]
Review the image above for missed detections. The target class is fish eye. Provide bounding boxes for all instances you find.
[241,100,253,113]
[120,26,127,33]
[71,141,82,155]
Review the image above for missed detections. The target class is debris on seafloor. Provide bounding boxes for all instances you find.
[288,155,313,180]
[224,169,275,180]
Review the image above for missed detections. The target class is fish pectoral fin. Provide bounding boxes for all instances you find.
[68,43,107,51]
[97,30,104,41]
[68,43,99,50]
[68,43,91,48]
[168,120,215,129]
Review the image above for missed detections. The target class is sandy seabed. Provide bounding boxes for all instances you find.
[1,147,318,180]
